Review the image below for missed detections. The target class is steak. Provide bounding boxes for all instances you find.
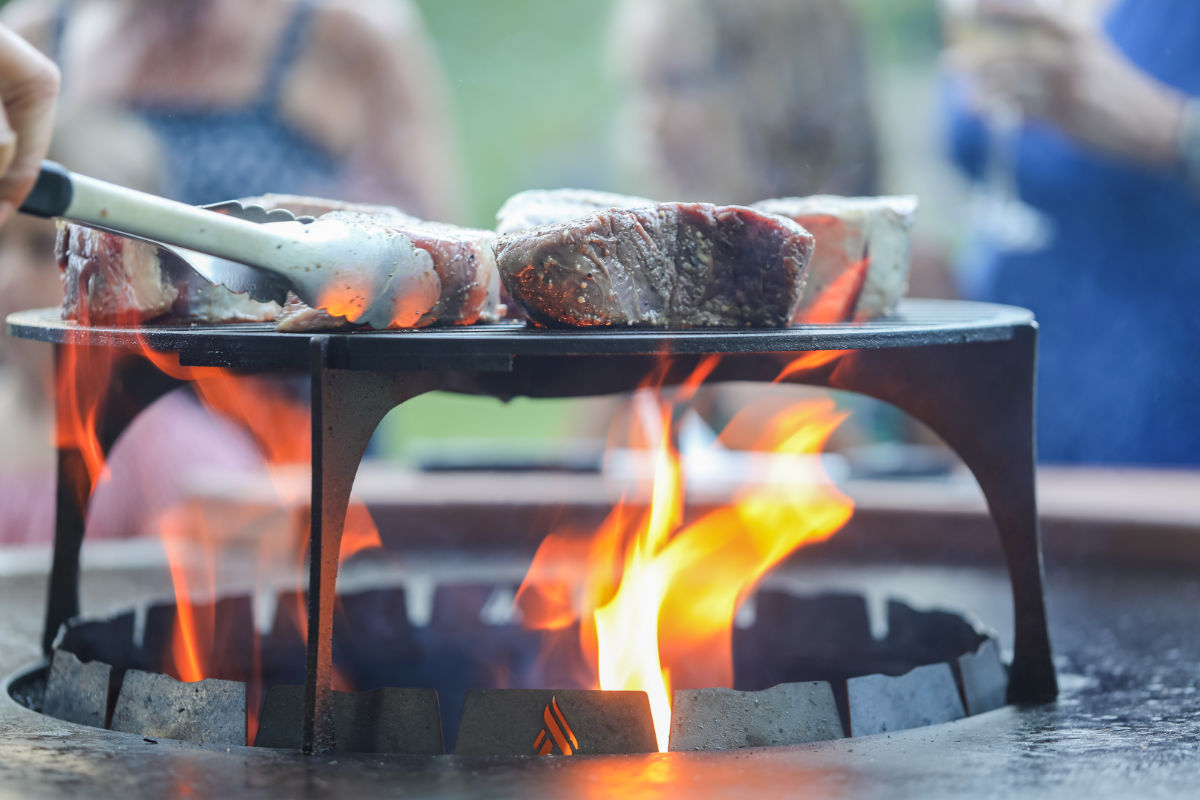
[57,194,504,330]
[495,202,814,328]
[56,225,278,325]
[495,188,655,235]
[247,194,504,331]
[752,196,917,322]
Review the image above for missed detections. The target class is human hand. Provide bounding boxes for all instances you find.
[947,1,1185,167]
[0,24,58,225]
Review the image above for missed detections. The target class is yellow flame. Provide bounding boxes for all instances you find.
[517,358,854,752]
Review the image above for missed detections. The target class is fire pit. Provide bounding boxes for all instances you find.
[21,582,1006,753]
[5,298,1056,755]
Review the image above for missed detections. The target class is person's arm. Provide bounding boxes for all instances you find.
[949,3,1186,170]
[0,24,59,223]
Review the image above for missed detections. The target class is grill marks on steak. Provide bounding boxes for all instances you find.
[496,203,813,328]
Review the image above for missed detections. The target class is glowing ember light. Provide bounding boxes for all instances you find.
[317,284,369,322]
[516,358,854,752]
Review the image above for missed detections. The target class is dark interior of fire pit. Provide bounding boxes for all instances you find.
[11,581,1004,754]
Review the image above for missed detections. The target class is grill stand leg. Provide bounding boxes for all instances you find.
[44,446,90,654]
[43,346,183,653]
[803,328,1056,703]
[303,337,440,754]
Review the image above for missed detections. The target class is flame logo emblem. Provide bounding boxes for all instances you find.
[532,696,579,756]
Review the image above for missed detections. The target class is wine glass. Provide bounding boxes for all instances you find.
[942,0,1058,253]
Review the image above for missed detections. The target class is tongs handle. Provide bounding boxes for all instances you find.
[19,160,301,267]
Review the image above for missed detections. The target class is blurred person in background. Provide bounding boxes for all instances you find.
[943,0,1200,464]
[612,0,878,204]
[0,108,272,545]
[0,22,59,543]
[1,0,460,220]
[0,0,470,543]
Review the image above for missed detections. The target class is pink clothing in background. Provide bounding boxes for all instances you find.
[0,388,266,544]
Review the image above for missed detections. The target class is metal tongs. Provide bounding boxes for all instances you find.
[19,161,431,328]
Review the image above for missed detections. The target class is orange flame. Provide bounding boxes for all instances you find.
[55,304,381,743]
[54,343,118,495]
[773,254,872,380]
[516,357,854,751]
[317,284,369,322]
[797,255,870,326]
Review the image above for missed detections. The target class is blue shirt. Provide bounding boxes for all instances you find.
[944,0,1200,465]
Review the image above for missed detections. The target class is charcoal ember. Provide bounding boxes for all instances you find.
[454,689,657,755]
[43,650,113,728]
[752,195,917,322]
[669,682,844,751]
[56,224,279,325]
[248,194,504,330]
[734,592,878,688]
[332,587,418,688]
[261,591,309,687]
[54,611,135,668]
[207,595,256,681]
[429,583,501,629]
[883,600,986,667]
[420,584,542,747]
[110,670,246,745]
[140,602,180,673]
[494,188,655,235]
[495,202,814,328]
[847,663,965,736]
[254,685,443,754]
[139,596,255,681]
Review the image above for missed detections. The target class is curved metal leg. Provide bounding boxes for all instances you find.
[302,336,442,754]
[43,347,183,653]
[805,326,1056,703]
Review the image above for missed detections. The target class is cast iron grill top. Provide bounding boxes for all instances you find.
[6,299,1034,372]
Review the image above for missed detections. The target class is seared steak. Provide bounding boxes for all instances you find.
[247,194,504,330]
[56,224,278,325]
[752,196,917,322]
[495,202,813,328]
[495,188,655,235]
[57,194,503,330]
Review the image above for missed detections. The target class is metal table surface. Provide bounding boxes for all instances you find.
[5,300,1033,371]
[1,550,1197,800]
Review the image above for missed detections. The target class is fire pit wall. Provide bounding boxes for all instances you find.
[22,586,1009,754]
